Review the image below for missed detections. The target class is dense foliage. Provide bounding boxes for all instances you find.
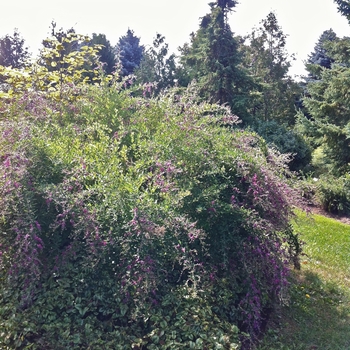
[241,12,301,126]
[135,33,177,93]
[0,29,30,69]
[0,35,303,347]
[179,1,255,123]
[2,0,350,348]
[298,35,350,175]
[252,120,311,172]
[90,33,117,75]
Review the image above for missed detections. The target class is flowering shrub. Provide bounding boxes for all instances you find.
[0,69,302,348]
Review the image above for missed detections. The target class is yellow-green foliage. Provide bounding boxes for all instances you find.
[0,32,107,102]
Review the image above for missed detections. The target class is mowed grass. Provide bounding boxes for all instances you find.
[258,210,350,350]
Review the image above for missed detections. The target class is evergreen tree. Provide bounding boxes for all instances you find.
[214,0,237,21]
[334,0,350,22]
[90,33,117,75]
[116,29,144,77]
[0,29,30,69]
[306,29,338,80]
[307,29,337,69]
[179,1,255,122]
[298,35,350,174]
[241,12,301,125]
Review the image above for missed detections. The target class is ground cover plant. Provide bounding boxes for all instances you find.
[258,210,350,349]
[0,41,303,348]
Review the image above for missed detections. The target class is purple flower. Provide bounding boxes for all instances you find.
[35,221,41,231]
[3,157,10,167]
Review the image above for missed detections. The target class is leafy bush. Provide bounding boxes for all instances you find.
[0,64,302,348]
[253,120,312,172]
[315,175,350,214]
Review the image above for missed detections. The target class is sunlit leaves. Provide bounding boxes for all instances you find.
[0,32,104,104]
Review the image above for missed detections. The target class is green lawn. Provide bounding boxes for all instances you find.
[258,211,350,350]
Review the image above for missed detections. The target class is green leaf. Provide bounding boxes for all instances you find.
[120,304,128,316]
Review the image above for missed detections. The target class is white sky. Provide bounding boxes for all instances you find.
[1,0,349,78]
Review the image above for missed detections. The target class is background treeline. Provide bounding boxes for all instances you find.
[1,0,350,348]
[4,1,350,180]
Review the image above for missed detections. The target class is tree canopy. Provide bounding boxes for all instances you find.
[334,0,350,22]
[0,29,30,69]
[116,29,144,77]
[179,3,255,122]
[298,34,350,174]
[135,33,177,93]
[241,12,301,125]
[90,33,117,75]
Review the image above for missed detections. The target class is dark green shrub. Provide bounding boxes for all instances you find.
[253,120,312,172]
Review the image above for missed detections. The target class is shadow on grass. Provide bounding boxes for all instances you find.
[257,269,350,350]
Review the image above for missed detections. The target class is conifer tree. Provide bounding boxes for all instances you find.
[334,0,350,22]
[116,29,144,77]
[298,34,350,174]
[305,29,337,80]
[179,1,255,122]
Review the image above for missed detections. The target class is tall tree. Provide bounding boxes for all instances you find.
[90,33,117,75]
[135,33,177,93]
[39,22,102,83]
[241,12,301,125]
[0,29,30,68]
[39,22,81,71]
[179,1,255,122]
[116,29,144,77]
[297,35,350,174]
[306,29,338,80]
[215,0,237,21]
